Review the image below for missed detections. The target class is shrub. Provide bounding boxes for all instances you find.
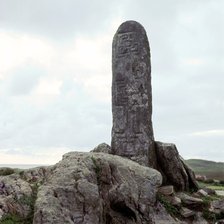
[219,180,224,185]
[0,168,14,176]
[204,179,214,184]
[0,214,22,224]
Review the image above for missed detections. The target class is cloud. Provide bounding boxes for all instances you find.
[0,31,54,78]
[0,0,123,39]
[0,0,224,164]
[190,129,224,137]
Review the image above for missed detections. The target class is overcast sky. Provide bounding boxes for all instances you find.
[0,0,223,164]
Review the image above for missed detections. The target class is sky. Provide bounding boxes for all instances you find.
[0,0,223,165]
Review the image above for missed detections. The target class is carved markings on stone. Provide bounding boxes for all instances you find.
[117,32,139,57]
[115,77,128,106]
[111,21,154,165]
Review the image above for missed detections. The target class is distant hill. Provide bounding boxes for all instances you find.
[185,159,224,181]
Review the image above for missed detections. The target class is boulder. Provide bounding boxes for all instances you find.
[196,189,208,197]
[202,187,216,196]
[151,202,185,223]
[0,174,33,220]
[210,199,224,215]
[192,212,208,224]
[91,143,112,154]
[180,207,195,218]
[158,185,174,196]
[163,195,182,207]
[177,192,204,208]
[155,141,198,191]
[33,152,162,224]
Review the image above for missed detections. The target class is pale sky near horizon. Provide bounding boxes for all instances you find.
[0,0,224,164]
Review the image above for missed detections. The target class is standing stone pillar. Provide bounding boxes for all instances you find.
[111,21,156,167]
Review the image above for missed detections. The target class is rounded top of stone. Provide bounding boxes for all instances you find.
[116,20,146,34]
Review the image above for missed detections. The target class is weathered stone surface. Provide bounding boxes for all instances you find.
[33,152,162,224]
[210,199,224,215]
[0,150,222,223]
[180,156,199,190]
[164,195,182,207]
[0,174,33,220]
[202,187,216,195]
[91,142,111,154]
[158,185,174,196]
[180,207,195,218]
[196,189,208,197]
[177,192,204,208]
[151,202,185,223]
[192,212,208,224]
[111,20,155,167]
[155,141,198,191]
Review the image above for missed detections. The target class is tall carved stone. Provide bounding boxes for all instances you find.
[111,21,155,166]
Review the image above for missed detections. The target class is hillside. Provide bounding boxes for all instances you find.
[185,159,224,181]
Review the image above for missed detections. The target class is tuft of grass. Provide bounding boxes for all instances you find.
[202,209,217,222]
[91,156,102,185]
[206,185,224,191]
[157,194,180,218]
[202,208,224,222]
[0,213,22,224]
[200,195,224,222]
[91,156,101,176]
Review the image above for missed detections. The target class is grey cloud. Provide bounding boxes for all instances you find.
[0,80,111,150]
[0,0,223,162]
[0,0,121,39]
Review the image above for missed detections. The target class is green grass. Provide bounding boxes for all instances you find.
[206,185,224,191]
[197,181,224,191]
[157,194,180,218]
[0,214,23,224]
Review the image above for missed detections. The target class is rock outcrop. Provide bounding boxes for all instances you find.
[0,150,223,223]
[155,141,198,191]
[91,143,112,154]
[0,152,172,224]
[34,152,162,224]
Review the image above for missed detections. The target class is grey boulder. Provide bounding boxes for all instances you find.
[155,141,198,191]
[33,152,162,224]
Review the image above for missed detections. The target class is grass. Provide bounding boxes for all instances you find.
[197,181,224,191]
[185,159,224,181]
[0,214,23,224]
[157,190,224,222]
[206,185,224,191]
[157,194,180,218]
